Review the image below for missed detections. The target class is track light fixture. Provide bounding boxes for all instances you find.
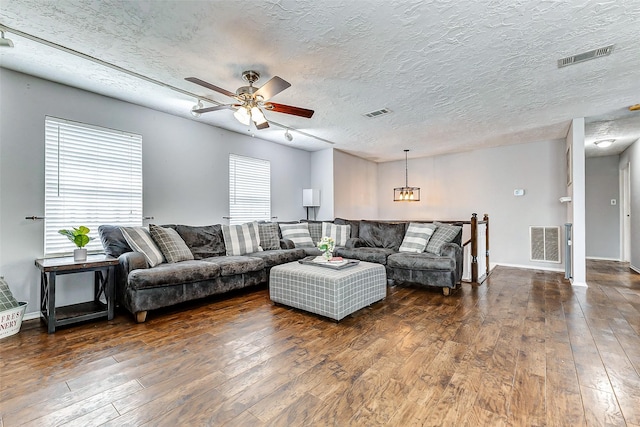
[284,129,293,142]
[0,31,14,48]
[190,100,203,118]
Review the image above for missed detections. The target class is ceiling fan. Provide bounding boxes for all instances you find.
[185,70,314,130]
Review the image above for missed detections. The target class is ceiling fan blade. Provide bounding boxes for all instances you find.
[254,76,291,101]
[255,121,270,130]
[193,105,232,114]
[185,77,236,98]
[265,102,314,118]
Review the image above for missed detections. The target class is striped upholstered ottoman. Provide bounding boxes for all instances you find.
[269,260,386,321]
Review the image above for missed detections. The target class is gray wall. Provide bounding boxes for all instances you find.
[585,155,620,260]
[620,139,640,271]
[333,150,378,220]
[377,140,568,271]
[0,69,311,316]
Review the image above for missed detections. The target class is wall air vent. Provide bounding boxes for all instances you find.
[363,108,392,118]
[557,45,615,68]
[530,226,561,263]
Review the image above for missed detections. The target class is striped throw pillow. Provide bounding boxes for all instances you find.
[120,226,165,267]
[321,222,351,246]
[278,223,314,248]
[222,222,262,256]
[399,223,437,253]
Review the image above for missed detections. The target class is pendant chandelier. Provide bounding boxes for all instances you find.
[393,149,420,202]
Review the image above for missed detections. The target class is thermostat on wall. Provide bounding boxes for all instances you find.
[514,189,525,196]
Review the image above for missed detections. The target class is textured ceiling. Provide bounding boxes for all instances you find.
[1,0,639,162]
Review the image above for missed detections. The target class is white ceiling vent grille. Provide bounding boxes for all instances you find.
[557,45,615,68]
[363,108,392,118]
[530,226,561,263]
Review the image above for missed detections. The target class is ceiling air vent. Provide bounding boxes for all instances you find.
[363,108,392,118]
[557,45,614,68]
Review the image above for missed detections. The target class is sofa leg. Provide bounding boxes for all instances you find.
[135,311,148,323]
[442,287,451,296]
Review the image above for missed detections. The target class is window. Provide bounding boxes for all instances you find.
[44,117,143,256]
[229,154,271,225]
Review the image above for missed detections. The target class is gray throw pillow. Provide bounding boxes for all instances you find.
[425,222,462,255]
[149,224,194,263]
[258,223,281,250]
[98,225,132,258]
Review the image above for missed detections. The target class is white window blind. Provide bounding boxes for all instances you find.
[44,117,143,256]
[229,154,271,225]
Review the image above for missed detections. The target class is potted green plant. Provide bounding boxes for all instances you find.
[58,226,94,261]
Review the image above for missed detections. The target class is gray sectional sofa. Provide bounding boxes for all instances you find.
[99,219,464,322]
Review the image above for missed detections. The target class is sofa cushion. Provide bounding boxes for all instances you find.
[334,218,359,238]
[99,225,132,258]
[322,222,351,246]
[333,247,396,265]
[399,223,437,253]
[245,248,306,268]
[201,256,265,276]
[358,220,406,250]
[258,223,281,250]
[279,223,314,247]
[387,252,456,271]
[174,224,225,259]
[149,224,194,263]
[128,260,221,290]
[426,222,462,255]
[120,226,165,267]
[222,222,262,256]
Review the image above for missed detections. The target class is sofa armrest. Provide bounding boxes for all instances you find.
[345,237,364,248]
[119,251,148,274]
[280,239,296,250]
[440,243,463,283]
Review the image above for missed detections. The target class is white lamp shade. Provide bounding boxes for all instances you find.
[234,107,251,125]
[303,189,320,207]
[251,107,267,125]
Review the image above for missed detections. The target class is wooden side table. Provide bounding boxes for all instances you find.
[35,255,119,333]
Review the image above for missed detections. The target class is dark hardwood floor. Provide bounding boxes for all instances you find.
[1,260,639,426]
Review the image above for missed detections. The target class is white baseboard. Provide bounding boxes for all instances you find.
[586,256,622,261]
[570,279,588,287]
[494,262,564,273]
[23,312,40,321]
[631,264,640,274]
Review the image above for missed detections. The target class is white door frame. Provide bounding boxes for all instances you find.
[621,162,631,262]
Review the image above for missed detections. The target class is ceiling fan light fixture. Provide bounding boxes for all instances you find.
[234,107,251,126]
[0,31,14,48]
[250,106,267,125]
[190,100,203,118]
[284,129,293,142]
[594,139,615,148]
[393,149,420,202]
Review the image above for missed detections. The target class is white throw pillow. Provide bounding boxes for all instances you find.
[399,223,437,253]
[321,222,351,247]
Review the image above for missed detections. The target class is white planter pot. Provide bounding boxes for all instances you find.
[73,248,87,262]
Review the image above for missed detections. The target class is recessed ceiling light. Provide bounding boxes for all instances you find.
[594,139,615,148]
